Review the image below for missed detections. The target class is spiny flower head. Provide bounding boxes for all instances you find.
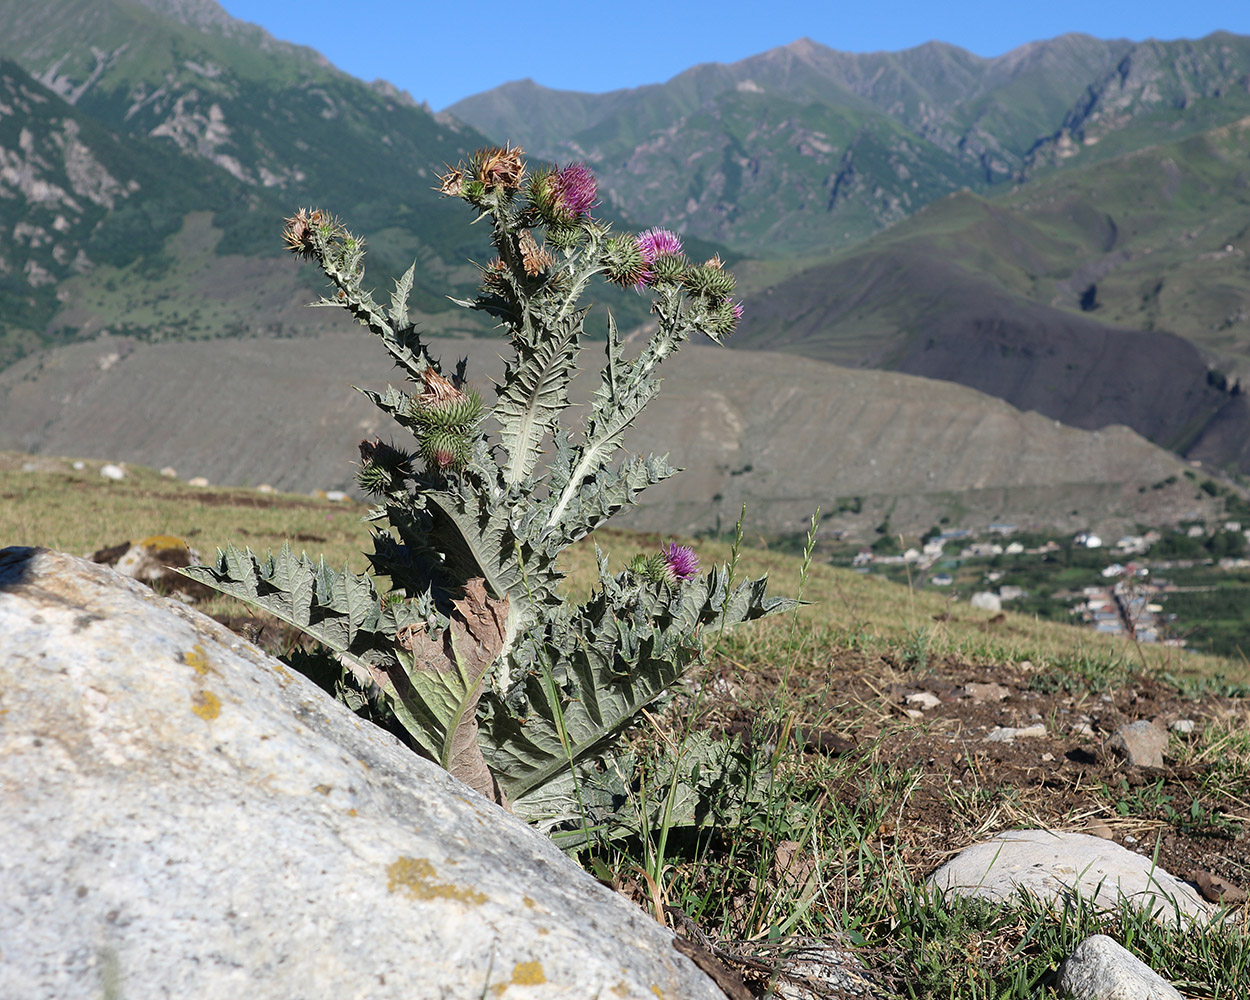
[662,542,700,582]
[601,233,649,288]
[282,207,337,257]
[437,165,465,198]
[529,161,600,226]
[470,144,526,190]
[637,227,683,260]
[554,162,598,218]
[517,229,554,277]
[702,298,744,341]
[682,257,737,300]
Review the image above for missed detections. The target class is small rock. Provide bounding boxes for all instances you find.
[160,466,178,478]
[1190,870,1247,904]
[257,483,276,493]
[1170,719,1195,735]
[905,692,941,711]
[325,490,349,502]
[72,460,85,470]
[1107,720,1168,769]
[928,831,1214,926]
[902,708,925,720]
[970,591,1001,612]
[21,461,37,472]
[100,463,126,481]
[960,682,1010,704]
[187,476,210,487]
[1056,934,1183,1000]
[1085,820,1114,840]
[986,724,1046,742]
[1041,752,1055,762]
[1071,723,1096,738]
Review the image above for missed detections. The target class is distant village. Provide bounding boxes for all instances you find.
[848,521,1250,646]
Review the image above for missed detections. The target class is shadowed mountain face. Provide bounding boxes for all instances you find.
[735,244,1237,457]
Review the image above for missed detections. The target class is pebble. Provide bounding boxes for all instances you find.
[985,723,1046,742]
[960,682,1010,703]
[100,463,125,480]
[1107,720,1167,769]
[905,692,941,711]
[1170,719,1195,735]
[187,476,210,487]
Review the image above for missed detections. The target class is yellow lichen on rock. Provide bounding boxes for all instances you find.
[385,856,487,906]
[183,644,212,676]
[191,690,221,720]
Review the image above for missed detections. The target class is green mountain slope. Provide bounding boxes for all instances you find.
[449,33,1250,256]
[0,58,284,366]
[731,115,1250,472]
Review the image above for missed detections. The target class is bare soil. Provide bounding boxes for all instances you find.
[709,646,1250,893]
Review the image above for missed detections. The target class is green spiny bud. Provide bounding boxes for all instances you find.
[420,428,473,473]
[703,298,743,340]
[649,252,688,286]
[546,223,585,250]
[415,388,484,431]
[682,259,735,299]
[601,234,648,288]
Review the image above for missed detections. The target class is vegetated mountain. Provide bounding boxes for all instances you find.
[0,331,1223,541]
[0,0,491,365]
[0,0,693,367]
[448,33,1250,255]
[0,58,287,367]
[731,113,1250,472]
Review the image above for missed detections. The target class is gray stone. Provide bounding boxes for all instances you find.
[927,830,1215,926]
[1055,934,1183,999]
[970,591,1002,612]
[960,682,1010,704]
[0,547,723,1000]
[1108,720,1168,768]
[1169,719,1195,735]
[904,691,941,711]
[985,723,1046,742]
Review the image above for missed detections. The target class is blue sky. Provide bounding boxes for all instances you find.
[219,0,1250,110]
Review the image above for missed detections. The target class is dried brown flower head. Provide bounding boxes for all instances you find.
[437,165,465,197]
[480,257,509,292]
[282,207,317,256]
[471,143,525,190]
[518,229,554,277]
[417,366,466,409]
[703,254,724,271]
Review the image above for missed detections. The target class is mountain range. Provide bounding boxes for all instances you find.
[1,0,1248,532]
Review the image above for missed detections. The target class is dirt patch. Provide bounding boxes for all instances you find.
[708,648,1250,892]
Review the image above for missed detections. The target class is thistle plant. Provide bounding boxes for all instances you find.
[185,144,794,833]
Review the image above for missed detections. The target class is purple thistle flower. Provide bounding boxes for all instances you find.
[637,227,683,262]
[731,299,744,322]
[554,162,599,218]
[662,541,700,582]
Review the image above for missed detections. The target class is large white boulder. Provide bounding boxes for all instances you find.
[0,547,724,1000]
[927,830,1214,927]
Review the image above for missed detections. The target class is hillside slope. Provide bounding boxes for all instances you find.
[730,116,1250,471]
[0,331,1218,539]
